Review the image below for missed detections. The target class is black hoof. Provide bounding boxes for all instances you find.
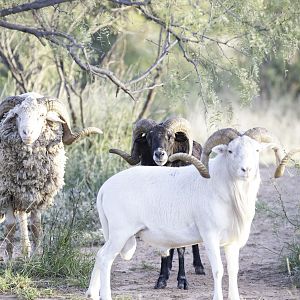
[177,277,188,290]
[194,266,205,275]
[154,276,167,289]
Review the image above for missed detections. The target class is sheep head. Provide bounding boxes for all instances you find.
[169,127,283,179]
[0,93,102,146]
[146,117,193,166]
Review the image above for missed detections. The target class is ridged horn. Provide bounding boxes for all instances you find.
[109,148,140,165]
[41,97,102,145]
[274,148,300,178]
[109,119,157,165]
[169,153,210,178]
[201,128,240,171]
[0,96,24,119]
[244,127,283,165]
[163,117,193,155]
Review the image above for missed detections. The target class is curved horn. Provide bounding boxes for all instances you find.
[274,148,300,178]
[244,127,283,165]
[41,97,102,145]
[109,148,140,165]
[109,119,157,165]
[169,153,210,178]
[133,119,157,140]
[163,117,193,155]
[201,128,240,171]
[0,96,24,119]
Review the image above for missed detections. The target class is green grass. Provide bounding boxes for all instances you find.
[0,268,42,300]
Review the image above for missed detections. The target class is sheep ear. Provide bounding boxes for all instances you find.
[46,111,65,123]
[2,110,17,125]
[212,144,227,154]
[175,132,188,142]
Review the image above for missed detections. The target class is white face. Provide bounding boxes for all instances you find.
[3,97,63,145]
[213,136,261,181]
[16,102,48,145]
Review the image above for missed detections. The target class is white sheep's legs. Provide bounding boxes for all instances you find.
[4,205,16,259]
[87,235,133,300]
[30,210,42,253]
[204,236,224,300]
[225,244,240,300]
[18,211,31,257]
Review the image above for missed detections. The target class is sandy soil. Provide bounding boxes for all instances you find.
[1,166,300,300]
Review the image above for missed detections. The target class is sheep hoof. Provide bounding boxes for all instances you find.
[177,276,188,290]
[154,276,167,289]
[194,266,205,275]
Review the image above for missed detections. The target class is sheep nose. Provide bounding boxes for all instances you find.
[241,167,251,173]
[23,128,33,136]
[154,149,167,159]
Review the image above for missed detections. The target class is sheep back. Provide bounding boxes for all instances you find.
[0,119,66,212]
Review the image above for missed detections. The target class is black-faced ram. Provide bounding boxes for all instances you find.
[109,117,204,290]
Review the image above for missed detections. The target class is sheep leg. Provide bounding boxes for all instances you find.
[204,236,223,300]
[18,211,31,258]
[87,235,133,300]
[4,205,16,260]
[177,247,188,290]
[30,210,42,253]
[168,248,175,270]
[192,244,205,275]
[154,255,170,289]
[225,244,240,300]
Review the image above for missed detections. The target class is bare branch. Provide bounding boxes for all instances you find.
[0,0,76,18]
[128,37,177,85]
[110,0,151,6]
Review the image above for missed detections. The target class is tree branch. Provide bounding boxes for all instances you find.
[0,0,75,18]
[110,0,151,6]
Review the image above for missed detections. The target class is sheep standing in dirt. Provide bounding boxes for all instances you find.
[0,92,102,259]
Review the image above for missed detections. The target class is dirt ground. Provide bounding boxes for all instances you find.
[1,166,300,300]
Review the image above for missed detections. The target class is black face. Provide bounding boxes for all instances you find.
[147,125,176,166]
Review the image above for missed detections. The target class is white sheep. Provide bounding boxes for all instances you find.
[0,92,102,259]
[86,127,283,300]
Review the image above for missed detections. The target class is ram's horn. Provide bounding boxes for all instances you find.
[133,119,157,140]
[0,96,23,119]
[109,148,140,165]
[163,117,193,155]
[42,97,102,145]
[244,127,283,166]
[274,148,300,178]
[201,128,240,171]
[169,153,210,178]
[109,119,157,165]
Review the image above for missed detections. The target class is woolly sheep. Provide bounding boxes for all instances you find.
[0,92,102,259]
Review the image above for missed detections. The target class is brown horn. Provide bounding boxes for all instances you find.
[169,153,210,178]
[41,97,102,145]
[201,128,240,171]
[109,119,157,165]
[244,127,283,166]
[274,148,300,178]
[163,117,193,155]
[0,96,24,119]
[109,148,140,165]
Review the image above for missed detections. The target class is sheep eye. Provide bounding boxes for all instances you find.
[228,150,233,154]
[256,149,259,152]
